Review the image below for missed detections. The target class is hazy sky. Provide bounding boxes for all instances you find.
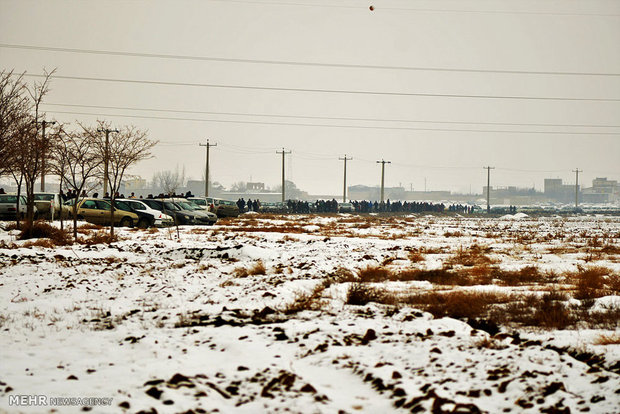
[1,0,619,195]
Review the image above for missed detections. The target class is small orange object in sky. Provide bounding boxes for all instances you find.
[369,5,374,11]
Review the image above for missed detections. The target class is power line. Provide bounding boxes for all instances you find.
[4,44,618,77]
[43,109,620,135]
[42,102,620,129]
[209,0,620,17]
[19,73,620,102]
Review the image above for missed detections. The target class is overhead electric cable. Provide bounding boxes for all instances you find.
[210,0,620,17]
[19,73,620,102]
[3,44,619,77]
[44,109,620,135]
[43,102,620,129]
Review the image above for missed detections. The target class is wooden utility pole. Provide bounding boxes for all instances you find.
[484,166,495,213]
[199,140,217,197]
[376,159,391,203]
[276,148,291,203]
[97,127,119,195]
[39,120,56,191]
[339,155,353,203]
[573,168,582,211]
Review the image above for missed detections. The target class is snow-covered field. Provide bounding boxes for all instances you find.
[1,213,619,413]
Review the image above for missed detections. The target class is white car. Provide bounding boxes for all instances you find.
[34,192,63,220]
[0,194,34,220]
[117,199,174,227]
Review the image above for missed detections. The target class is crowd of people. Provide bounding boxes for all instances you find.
[236,198,261,212]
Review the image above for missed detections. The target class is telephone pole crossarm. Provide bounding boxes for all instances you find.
[199,140,217,197]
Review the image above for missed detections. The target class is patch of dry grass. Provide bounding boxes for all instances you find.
[446,245,497,267]
[234,260,267,277]
[19,221,71,246]
[593,332,620,345]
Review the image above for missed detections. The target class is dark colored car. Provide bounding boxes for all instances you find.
[140,199,196,225]
[168,198,217,225]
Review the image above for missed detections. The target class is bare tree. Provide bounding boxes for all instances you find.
[91,122,157,237]
[11,69,56,224]
[50,125,102,240]
[153,165,185,195]
[0,71,30,227]
[0,71,28,177]
[230,181,247,192]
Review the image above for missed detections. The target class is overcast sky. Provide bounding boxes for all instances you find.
[1,0,619,195]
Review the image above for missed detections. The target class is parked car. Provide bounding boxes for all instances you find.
[117,199,174,228]
[62,198,138,226]
[140,199,196,225]
[167,198,217,225]
[338,202,354,213]
[0,194,31,220]
[260,202,288,213]
[111,199,163,229]
[34,192,63,220]
[189,197,240,218]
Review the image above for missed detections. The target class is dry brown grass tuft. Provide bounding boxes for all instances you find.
[281,279,331,314]
[346,283,394,306]
[407,250,425,264]
[593,332,620,345]
[397,268,471,286]
[357,265,394,283]
[493,266,544,286]
[446,245,496,267]
[569,266,613,299]
[403,290,514,320]
[234,260,267,277]
[79,223,105,231]
[78,231,119,245]
[19,221,72,246]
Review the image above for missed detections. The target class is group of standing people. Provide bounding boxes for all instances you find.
[236,198,261,212]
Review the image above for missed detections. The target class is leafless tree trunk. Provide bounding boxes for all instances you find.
[54,125,103,241]
[90,122,156,238]
[15,69,56,225]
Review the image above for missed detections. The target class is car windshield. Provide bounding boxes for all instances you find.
[114,201,132,211]
[163,202,180,211]
[177,201,197,210]
[191,199,206,206]
[128,201,145,210]
[34,194,55,201]
[0,195,19,203]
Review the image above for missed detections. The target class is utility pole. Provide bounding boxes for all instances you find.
[484,166,495,213]
[199,140,217,197]
[572,168,582,211]
[376,159,391,203]
[97,127,119,195]
[339,155,353,202]
[276,148,291,203]
[39,120,56,191]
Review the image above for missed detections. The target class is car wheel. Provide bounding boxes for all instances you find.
[120,217,132,227]
[77,214,84,220]
[137,218,149,229]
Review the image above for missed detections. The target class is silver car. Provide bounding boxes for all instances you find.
[0,194,33,220]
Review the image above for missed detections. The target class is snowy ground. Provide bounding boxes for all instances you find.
[1,213,619,413]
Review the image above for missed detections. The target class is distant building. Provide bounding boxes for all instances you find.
[246,182,265,191]
[544,178,578,203]
[582,177,619,203]
[124,177,147,192]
